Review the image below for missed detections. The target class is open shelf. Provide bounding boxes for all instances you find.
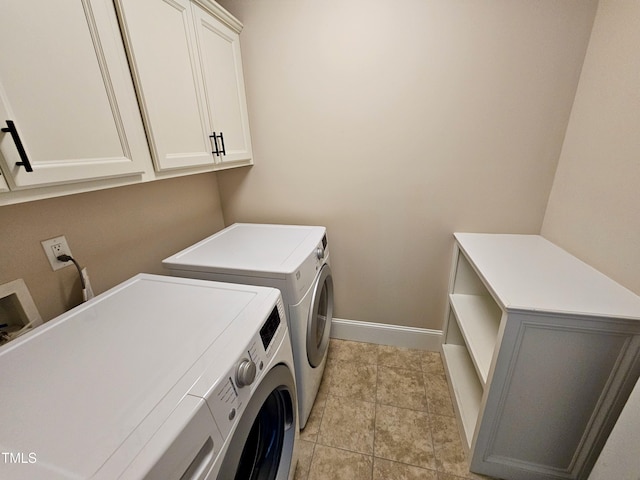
[442,343,482,450]
[449,293,501,386]
[442,234,640,479]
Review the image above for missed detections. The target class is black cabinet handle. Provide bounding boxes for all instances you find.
[209,131,220,156]
[209,131,226,157]
[1,120,33,172]
[217,131,226,156]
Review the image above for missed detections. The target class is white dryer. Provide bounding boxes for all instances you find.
[163,223,334,428]
[0,274,298,479]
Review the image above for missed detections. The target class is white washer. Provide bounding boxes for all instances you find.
[163,223,334,428]
[0,274,298,479]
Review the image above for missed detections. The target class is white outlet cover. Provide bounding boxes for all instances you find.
[41,236,73,271]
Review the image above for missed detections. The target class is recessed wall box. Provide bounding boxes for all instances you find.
[0,279,42,346]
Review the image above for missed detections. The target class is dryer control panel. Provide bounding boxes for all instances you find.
[291,238,330,301]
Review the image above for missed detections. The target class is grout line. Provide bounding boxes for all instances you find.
[304,441,316,480]
[310,442,376,460]
[371,354,380,478]
[424,366,440,478]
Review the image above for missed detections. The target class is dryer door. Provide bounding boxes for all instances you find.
[217,364,297,480]
[306,264,334,368]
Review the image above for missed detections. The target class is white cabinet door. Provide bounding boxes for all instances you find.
[0,0,150,189]
[0,171,9,192]
[116,0,214,171]
[192,3,253,168]
[117,0,252,172]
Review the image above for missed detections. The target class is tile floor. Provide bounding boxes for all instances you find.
[294,339,490,480]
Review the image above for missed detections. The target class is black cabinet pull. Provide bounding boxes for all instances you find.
[217,131,226,156]
[209,131,220,156]
[209,131,226,157]
[1,120,33,172]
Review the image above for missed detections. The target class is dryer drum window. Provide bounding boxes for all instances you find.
[307,264,334,368]
[218,365,297,480]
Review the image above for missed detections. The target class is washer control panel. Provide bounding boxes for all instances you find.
[207,298,286,438]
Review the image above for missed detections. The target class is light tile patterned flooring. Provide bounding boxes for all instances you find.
[295,339,489,480]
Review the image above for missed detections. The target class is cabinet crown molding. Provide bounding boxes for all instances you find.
[193,0,243,33]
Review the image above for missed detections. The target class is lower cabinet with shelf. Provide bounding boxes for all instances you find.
[441,233,640,480]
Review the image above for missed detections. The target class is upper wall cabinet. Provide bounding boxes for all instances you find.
[192,3,253,168]
[0,0,151,190]
[115,0,253,172]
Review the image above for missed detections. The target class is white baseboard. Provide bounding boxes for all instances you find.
[330,318,442,351]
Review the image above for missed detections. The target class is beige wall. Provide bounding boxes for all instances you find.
[216,0,597,329]
[540,3,640,476]
[0,173,225,321]
[541,0,640,297]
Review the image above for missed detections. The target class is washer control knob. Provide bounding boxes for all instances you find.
[235,358,257,387]
[316,247,325,260]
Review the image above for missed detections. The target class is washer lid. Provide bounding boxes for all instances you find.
[0,274,263,480]
[163,223,326,278]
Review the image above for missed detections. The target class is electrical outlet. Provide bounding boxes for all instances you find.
[41,236,73,271]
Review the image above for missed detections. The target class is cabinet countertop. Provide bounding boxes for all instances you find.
[454,233,640,320]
